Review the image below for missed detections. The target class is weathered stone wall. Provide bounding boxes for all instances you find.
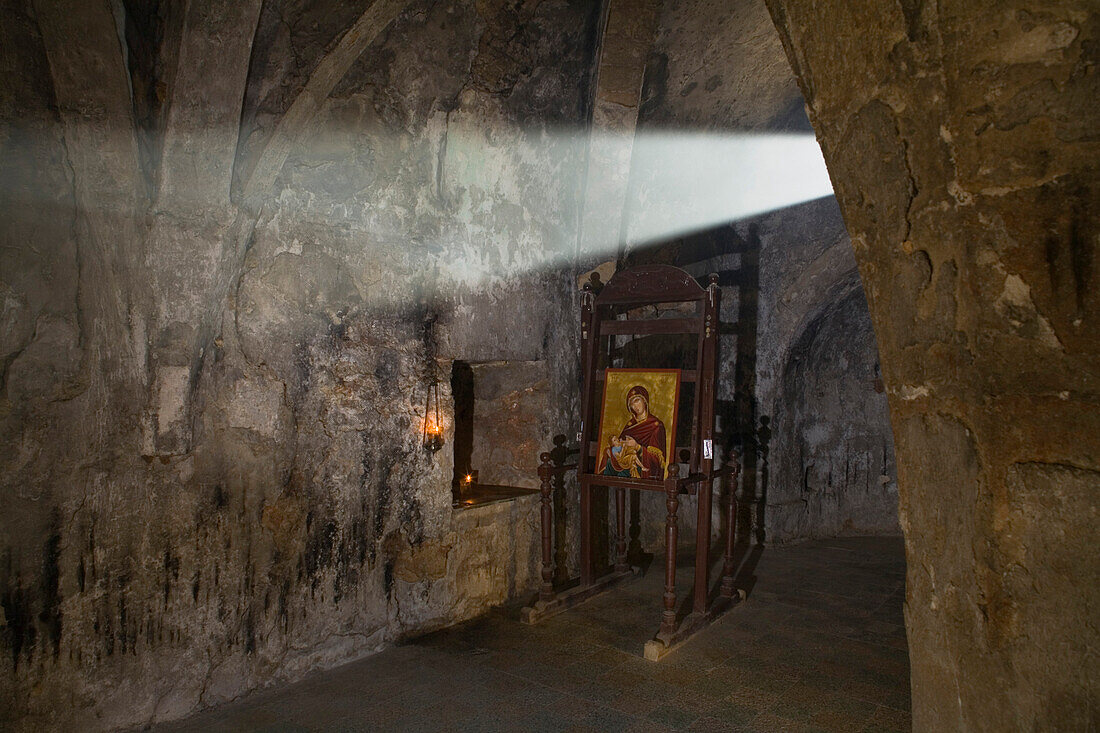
[765,0,1099,728]
[0,1,597,730]
[7,1,1094,731]
[621,0,898,547]
[469,360,550,491]
[769,288,898,540]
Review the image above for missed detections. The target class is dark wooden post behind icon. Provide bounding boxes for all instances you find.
[538,451,555,603]
[661,463,681,637]
[692,273,720,615]
[721,447,741,599]
[522,266,740,659]
[615,487,628,573]
[578,273,601,588]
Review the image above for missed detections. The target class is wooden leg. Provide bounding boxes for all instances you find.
[538,452,555,602]
[628,489,642,564]
[662,466,681,637]
[693,477,712,614]
[721,449,741,598]
[580,482,593,587]
[615,487,628,572]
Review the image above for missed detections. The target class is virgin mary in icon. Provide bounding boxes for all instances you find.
[597,370,680,480]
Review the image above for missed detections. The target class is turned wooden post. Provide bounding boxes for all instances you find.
[721,448,741,598]
[662,463,681,636]
[538,451,555,602]
[615,487,628,572]
[577,280,600,588]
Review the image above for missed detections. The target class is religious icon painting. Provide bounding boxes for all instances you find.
[596,369,681,481]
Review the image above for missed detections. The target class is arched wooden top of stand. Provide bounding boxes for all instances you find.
[590,265,712,306]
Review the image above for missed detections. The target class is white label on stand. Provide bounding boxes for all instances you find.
[703,439,713,459]
[577,432,582,443]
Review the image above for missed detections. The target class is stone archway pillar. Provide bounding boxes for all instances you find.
[577,0,661,263]
[763,1,1099,729]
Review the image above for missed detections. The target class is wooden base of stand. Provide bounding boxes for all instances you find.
[520,569,636,625]
[643,589,747,661]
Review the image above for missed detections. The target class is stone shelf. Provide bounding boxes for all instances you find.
[452,484,539,510]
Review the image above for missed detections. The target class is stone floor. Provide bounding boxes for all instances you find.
[154,537,910,732]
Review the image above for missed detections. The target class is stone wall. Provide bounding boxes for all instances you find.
[765,0,1099,728]
[9,1,1094,731]
[469,361,550,491]
[769,288,898,539]
[0,1,597,730]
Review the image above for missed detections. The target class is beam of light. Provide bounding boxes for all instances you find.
[429,124,835,289]
[616,131,835,251]
[2,119,836,304]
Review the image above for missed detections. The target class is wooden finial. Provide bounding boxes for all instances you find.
[584,271,603,294]
[538,451,553,480]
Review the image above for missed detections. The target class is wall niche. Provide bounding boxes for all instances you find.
[450,359,549,506]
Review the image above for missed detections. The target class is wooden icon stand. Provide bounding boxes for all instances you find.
[521,265,742,660]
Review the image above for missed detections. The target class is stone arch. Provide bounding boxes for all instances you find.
[763,1,1099,729]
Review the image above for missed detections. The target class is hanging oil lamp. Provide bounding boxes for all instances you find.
[423,374,444,452]
[422,317,444,452]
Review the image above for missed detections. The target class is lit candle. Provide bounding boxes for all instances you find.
[423,420,444,452]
